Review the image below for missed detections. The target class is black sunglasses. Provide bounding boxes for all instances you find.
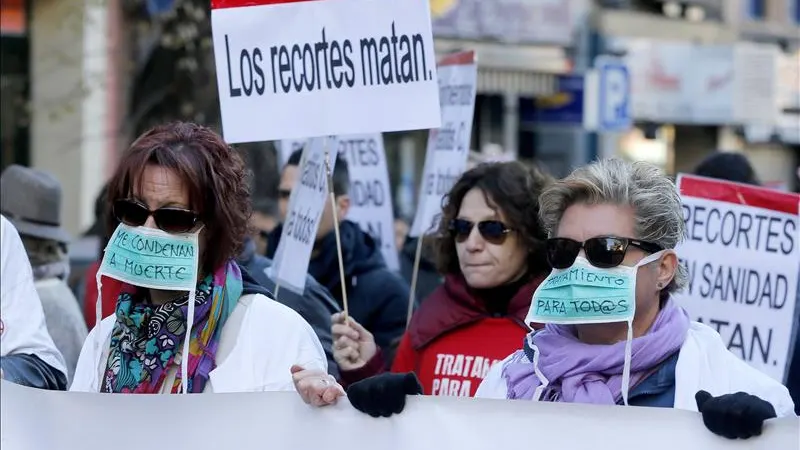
[113,199,199,234]
[449,219,512,245]
[546,236,663,269]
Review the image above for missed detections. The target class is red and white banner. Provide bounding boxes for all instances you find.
[211,0,441,143]
[675,174,800,382]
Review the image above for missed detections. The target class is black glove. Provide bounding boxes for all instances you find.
[695,390,777,439]
[347,372,423,418]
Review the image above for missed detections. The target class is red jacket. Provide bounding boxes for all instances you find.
[82,261,122,329]
[340,273,545,397]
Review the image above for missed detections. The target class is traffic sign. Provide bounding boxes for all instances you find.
[582,56,632,132]
[522,57,631,132]
[596,56,631,131]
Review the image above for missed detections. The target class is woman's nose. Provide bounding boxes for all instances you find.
[143,214,158,230]
[464,227,484,250]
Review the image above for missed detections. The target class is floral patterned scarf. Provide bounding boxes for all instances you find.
[100,261,242,394]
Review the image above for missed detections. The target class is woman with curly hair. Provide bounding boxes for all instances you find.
[70,122,338,396]
[328,161,553,406]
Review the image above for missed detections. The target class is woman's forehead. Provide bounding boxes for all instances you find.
[458,188,502,219]
[556,203,636,240]
[131,165,190,207]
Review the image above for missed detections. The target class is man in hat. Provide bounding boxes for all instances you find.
[1,165,87,386]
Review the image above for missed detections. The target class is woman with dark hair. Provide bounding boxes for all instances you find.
[70,122,339,396]
[328,161,553,404]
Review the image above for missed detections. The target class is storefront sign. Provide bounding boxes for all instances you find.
[430,0,582,47]
[604,38,777,126]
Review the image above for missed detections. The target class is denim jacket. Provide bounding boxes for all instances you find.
[621,352,679,408]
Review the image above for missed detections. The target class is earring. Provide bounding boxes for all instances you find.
[657,282,664,289]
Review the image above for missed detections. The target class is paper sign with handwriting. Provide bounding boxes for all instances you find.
[271,137,338,294]
[212,0,441,143]
[410,51,477,237]
[337,134,399,271]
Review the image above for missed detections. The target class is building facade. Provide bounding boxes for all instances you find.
[387,0,586,217]
[1,0,127,236]
[586,0,799,190]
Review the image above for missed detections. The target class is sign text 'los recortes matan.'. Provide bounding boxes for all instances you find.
[224,23,433,98]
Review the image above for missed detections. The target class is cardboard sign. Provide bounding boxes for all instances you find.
[410,51,477,237]
[675,174,800,382]
[2,381,796,450]
[337,134,400,271]
[277,134,399,271]
[211,0,441,143]
[271,137,337,293]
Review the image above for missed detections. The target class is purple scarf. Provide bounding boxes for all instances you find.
[502,300,690,404]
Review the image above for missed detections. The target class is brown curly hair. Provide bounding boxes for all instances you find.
[105,122,251,274]
[434,161,553,278]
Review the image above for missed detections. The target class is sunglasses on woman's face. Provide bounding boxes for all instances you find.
[546,236,663,269]
[449,218,512,245]
[113,199,199,234]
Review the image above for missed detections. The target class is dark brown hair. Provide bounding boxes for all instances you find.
[106,122,251,274]
[434,161,553,278]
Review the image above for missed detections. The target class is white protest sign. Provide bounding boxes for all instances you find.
[2,381,796,450]
[277,134,400,271]
[211,0,441,143]
[410,51,477,237]
[675,174,800,382]
[271,137,338,293]
[337,134,400,271]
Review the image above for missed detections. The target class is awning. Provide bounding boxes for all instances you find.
[477,67,558,96]
[434,38,566,97]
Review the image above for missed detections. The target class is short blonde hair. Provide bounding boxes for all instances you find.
[539,158,687,293]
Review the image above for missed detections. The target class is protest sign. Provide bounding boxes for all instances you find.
[409,51,477,237]
[338,134,400,271]
[271,137,337,294]
[277,134,400,271]
[2,380,796,450]
[675,174,800,382]
[211,0,441,143]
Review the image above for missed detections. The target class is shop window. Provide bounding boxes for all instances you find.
[0,35,30,171]
[794,0,800,24]
[0,0,26,36]
[743,0,766,20]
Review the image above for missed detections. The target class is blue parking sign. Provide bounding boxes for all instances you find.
[595,56,631,132]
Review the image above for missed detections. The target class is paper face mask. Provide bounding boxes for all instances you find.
[98,223,200,291]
